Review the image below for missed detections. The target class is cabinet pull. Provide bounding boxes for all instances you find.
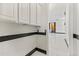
[64,39,69,48]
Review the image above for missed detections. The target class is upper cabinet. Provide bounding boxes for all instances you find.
[36,4,42,26]
[0,3,44,27]
[0,3,18,23]
[18,3,41,26]
[19,3,29,24]
[30,3,37,25]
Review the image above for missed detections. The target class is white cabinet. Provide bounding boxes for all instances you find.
[19,3,29,24]
[49,34,69,56]
[0,3,41,26]
[36,4,42,26]
[19,3,41,26]
[30,3,37,25]
[0,3,18,23]
[55,34,69,55]
[48,4,70,56]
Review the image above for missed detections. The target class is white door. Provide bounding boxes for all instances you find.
[19,3,29,24]
[55,4,69,55]
[0,3,18,23]
[75,3,79,56]
[71,3,79,56]
[48,4,69,56]
[30,3,37,25]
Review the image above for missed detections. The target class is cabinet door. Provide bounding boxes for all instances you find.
[0,3,18,23]
[55,34,69,56]
[30,3,37,25]
[19,3,29,24]
[36,4,42,26]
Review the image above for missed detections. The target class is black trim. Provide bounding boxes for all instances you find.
[37,32,46,35]
[64,39,69,48]
[35,47,47,54]
[73,34,79,40]
[0,32,37,42]
[25,47,47,56]
[25,48,36,56]
[0,32,46,42]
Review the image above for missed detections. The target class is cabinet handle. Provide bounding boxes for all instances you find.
[64,39,69,48]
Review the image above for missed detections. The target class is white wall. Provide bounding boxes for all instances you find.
[36,4,48,51]
[36,35,48,50]
[75,3,79,56]
[0,22,37,56]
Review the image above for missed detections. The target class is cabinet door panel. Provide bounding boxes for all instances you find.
[55,34,69,55]
[37,4,42,26]
[0,3,18,23]
[30,3,37,25]
[19,3,29,24]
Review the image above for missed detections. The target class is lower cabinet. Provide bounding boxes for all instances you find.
[54,34,69,56]
[49,33,69,56]
[0,36,36,56]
